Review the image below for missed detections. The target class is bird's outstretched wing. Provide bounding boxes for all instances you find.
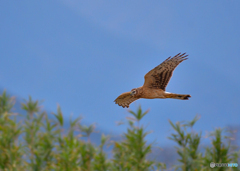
[143,53,188,91]
[114,92,139,108]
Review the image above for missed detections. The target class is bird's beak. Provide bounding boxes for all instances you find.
[130,92,133,96]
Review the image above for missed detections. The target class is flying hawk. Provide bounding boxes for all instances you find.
[114,53,191,108]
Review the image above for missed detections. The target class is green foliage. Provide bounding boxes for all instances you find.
[0,91,239,170]
[168,115,202,170]
[169,116,240,171]
[112,108,166,171]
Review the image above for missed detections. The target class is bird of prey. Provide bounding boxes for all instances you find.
[114,53,191,108]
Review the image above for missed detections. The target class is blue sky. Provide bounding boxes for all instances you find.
[0,1,240,145]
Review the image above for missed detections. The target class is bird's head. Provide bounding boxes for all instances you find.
[130,88,138,97]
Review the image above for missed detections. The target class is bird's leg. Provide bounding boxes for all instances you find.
[164,92,191,100]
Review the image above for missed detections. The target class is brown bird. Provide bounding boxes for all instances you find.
[114,53,191,108]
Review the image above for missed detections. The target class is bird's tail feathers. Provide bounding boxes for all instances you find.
[164,93,191,100]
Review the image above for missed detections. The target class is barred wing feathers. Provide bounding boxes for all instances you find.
[143,53,188,91]
[114,92,140,108]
